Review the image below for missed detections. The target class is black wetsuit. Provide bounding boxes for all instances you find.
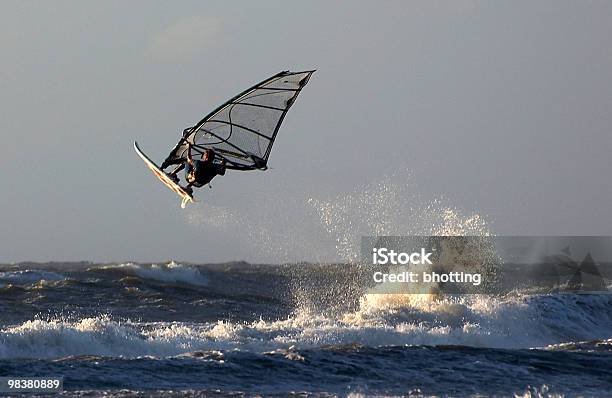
[185,158,226,187]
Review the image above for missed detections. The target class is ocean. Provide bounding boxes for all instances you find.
[0,261,610,397]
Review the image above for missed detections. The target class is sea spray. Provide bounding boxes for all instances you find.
[300,174,496,314]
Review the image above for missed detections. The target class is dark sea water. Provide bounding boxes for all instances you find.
[0,262,611,397]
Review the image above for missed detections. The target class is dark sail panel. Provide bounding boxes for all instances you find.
[165,70,314,170]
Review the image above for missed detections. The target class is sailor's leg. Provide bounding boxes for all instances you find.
[182,183,193,196]
[166,164,184,183]
[160,159,172,171]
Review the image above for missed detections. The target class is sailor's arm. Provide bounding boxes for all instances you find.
[186,143,194,165]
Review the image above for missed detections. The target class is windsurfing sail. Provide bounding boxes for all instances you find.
[163,70,315,170]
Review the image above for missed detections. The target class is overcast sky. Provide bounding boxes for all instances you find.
[1,1,611,263]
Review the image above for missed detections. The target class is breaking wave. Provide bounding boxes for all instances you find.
[93,262,208,287]
[0,270,66,286]
[0,292,609,359]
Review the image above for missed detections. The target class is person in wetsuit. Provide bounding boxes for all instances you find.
[163,144,226,196]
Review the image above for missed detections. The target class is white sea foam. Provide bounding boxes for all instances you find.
[513,384,565,398]
[0,293,609,359]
